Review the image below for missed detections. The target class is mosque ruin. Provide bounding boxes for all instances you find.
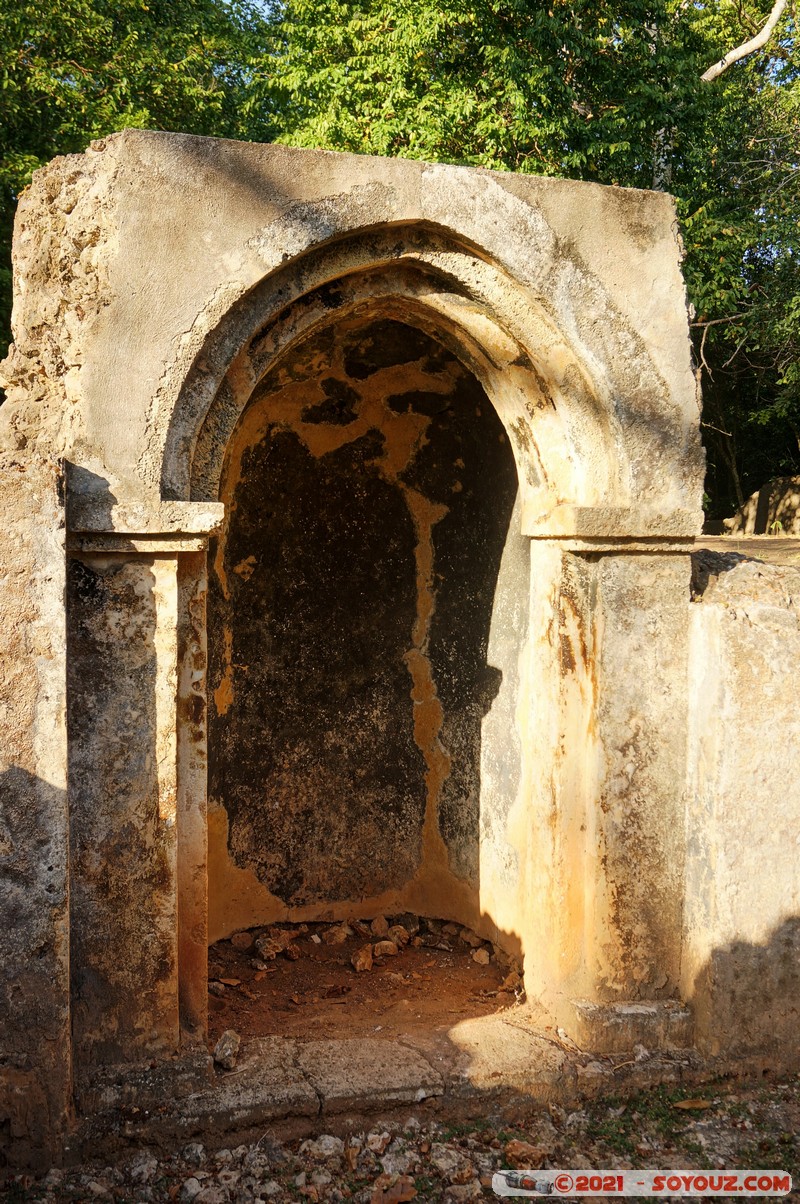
[0,132,797,1167]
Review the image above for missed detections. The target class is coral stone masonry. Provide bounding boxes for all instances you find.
[0,131,797,1168]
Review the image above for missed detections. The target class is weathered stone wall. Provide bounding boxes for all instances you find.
[684,552,800,1058]
[207,316,526,938]
[11,132,786,1166]
[67,554,180,1066]
[726,476,800,535]
[0,456,70,1168]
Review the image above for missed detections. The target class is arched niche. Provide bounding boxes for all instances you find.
[203,306,531,942]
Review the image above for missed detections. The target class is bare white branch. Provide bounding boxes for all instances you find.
[701,0,788,81]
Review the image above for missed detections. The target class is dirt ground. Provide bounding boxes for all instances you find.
[4,1073,798,1202]
[207,916,519,1045]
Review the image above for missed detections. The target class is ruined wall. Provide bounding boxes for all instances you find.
[684,552,800,1059]
[207,316,526,938]
[0,457,70,1168]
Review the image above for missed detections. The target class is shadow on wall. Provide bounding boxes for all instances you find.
[0,768,69,1169]
[690,917,800,1059]
[206,316,527,937]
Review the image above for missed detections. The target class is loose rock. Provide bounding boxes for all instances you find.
[370,915,389,937]
[300,1134,345,1160]
[503,1139,546,1168]
[373,940,398,958]
[352,944,373,972]
[322,924,351,945]
[213,1029,241,1070]
[471,947,491,965]
[230,931,253,951]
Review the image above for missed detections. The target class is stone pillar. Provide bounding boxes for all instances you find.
[177,551,210,1043]
[521,514,695,1052]
[66,500,221,1084]
[0,456,71,1169]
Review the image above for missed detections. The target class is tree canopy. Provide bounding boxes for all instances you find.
[1,0,797,517]
[0,0,278,332]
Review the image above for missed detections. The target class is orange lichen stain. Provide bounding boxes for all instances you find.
[213,627,235,716]
[403,488,448,646]
[233,555,257,580]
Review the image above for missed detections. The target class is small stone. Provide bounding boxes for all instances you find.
[350,919,372,937]
[213,1029,241,1070]
[255,929,292,960]
[182,1143,206,1167]
[501,971,522,991]
[311,1168,333,1186]
[86,1183,111,1198]
[230,931,254,951]
[503,1139,545,1169]
[449,1161,477,1185]
[381,1146,415,1177]
[180,1179,203,1202]
[444,1184,482,1201]
[442,922,461,936]
[216,1169,240,1187]
[459,929,483,948]
[294,1171,307,1187]
[310,934,322,944]
[471,947,490,965]
[194,1188,228,1204]
[352,944,373,972]
[396,913,420,936]
[430,1144,461,1176]
[370,915,389,937]
[373,940,398,958]
[250,958,269,970]
[130,1152,159,1184]
[367,1131,392,1154]
[322,924,351,945]
[208,981,225,997]
[261,1182,282,1198]
[284,942,302,960]
[387,925,410,947]
[300,1134,344,1160]
[370,1173,417,1203]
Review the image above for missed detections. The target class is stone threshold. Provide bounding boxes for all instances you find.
[68,1011,711,1162]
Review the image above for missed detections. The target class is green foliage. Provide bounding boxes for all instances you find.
[266,0,712,182]
[0,0,279,336]
[264,0,799,518]
[0,0,796,515]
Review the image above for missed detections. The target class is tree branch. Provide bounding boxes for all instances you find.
[701,0,788,80]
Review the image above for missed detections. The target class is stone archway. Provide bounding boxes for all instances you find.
[164,216,700,1052]
[0,134,711,1164]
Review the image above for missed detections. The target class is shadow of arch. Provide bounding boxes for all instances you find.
[159,221,631,520]
[690,916,800,1060]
